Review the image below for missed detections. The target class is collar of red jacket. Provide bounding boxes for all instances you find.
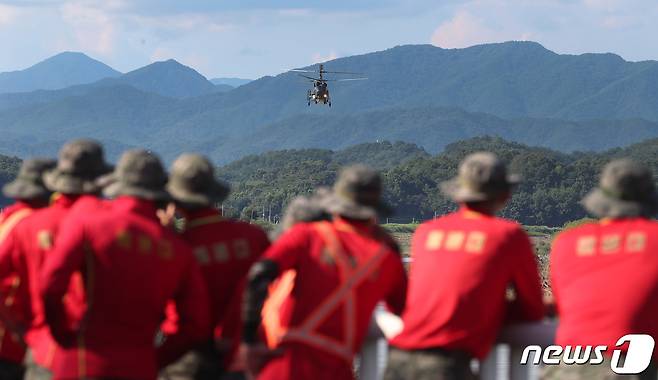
[111,196,159,221]
[9,200,31,211]
[185,206,221,220]
[50,193,82,208]
[333,216,376,236]
[458,205,495,219]
[0,201,30,221]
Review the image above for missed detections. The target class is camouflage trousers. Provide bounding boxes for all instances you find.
[541,358,657,380]
[24,350,134,380]
[384,347,477,380]
[158,351,225,380]
[0,358,24,380]
[23,350,51,380]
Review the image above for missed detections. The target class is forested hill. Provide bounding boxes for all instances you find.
[0,154,23,206]
[218,137,658,227]
[2,136,658,227]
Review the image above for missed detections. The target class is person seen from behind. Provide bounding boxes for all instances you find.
[385,152,545,380]
[546,159,658,380]
[0,140,111,380]
[0,158,55,380]
[159,153,270,380]
[40,149,211,380]
[241,164,408,380]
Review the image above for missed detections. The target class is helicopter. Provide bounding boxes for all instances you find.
[292,64,367,107]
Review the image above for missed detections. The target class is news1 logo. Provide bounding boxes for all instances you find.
[520,334,655,374]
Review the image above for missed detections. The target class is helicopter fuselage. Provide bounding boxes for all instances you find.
[294,64,364,107]
[308,81,330,105]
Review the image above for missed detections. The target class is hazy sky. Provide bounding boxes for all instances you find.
[0,0,657,79]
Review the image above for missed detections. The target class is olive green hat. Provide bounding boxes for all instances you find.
[43,139,112,194]
[279,187,332,233]
[322,165,391,220]
[441,152,520,203]
[2,158,56,200]
[583,159,658,218]
[103,149,171,201]
[167,153,230,208]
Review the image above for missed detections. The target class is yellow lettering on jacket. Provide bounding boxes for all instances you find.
[38,230,53,250]
[138,235,152,254]
[576,236,596,256]
[213,243,230,262]
[157,240,174,260]
[465,232,487,254]
[425,230,444,250]
[193,246,210,265]
[626,232,647,253]
[234,239,250,259]
[601,235,621,254]
[115,230,131,250]
[445,231,465,251]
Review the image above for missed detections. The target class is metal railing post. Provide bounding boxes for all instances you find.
[358,316,557,380]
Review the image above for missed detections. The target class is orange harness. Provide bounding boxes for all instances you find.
[0,208,32,351]
[263,221,388,362]
[0,208,32,243]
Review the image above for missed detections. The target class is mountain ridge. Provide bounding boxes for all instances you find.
[2,42,658,162]
[106,59,218,99]
[0,52,121,94]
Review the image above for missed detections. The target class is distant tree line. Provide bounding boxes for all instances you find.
[0,154,22,206]
[218,137,658,227]
[3,137,658,227]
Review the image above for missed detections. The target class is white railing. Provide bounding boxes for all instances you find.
[358,310,557,380]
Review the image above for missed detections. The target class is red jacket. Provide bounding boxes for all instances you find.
[177,208,269,367]
[41,196,211,379]
[0,201,34,364]
[0,194,90,369]
[258,218,407,380]
[551,218,658,358]
[390,207,545,359]
[0,202,33,226]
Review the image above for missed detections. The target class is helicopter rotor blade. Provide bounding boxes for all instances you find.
[297,74,321,81]
[322,71,364,75]
[291,69,318,73]
[325,78,368,82]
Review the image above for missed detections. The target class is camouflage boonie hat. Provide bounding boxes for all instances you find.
[103,150,170,201]
[2,158,56,200]
[167,153,229,208]
[440,152,520,203]
[278,187,331,235]
[43,139,112,194]
[583,159,658,218]
[323,165,391,220]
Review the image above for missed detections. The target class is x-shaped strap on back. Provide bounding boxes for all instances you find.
[281,221,388,362]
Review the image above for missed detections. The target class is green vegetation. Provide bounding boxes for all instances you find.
[217,142,429,220]
[0,154,22,206]
[524,225,561,237]
[381,223,419,234]
[562,218,597,230]
[217,136,658,228]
